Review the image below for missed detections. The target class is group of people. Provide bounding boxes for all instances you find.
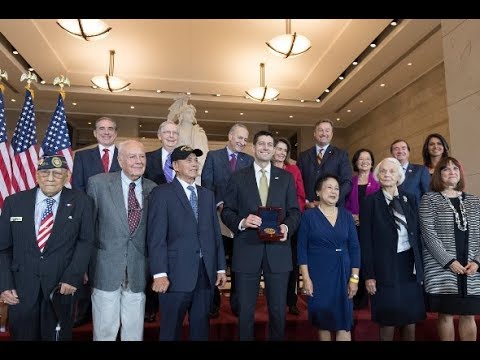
[0,114,479,342]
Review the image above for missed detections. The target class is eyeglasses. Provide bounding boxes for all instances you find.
[37,170,66,179]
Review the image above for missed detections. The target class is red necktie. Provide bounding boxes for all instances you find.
[37,198,55,252]
[229,153,237,172]
[128,183,141,234]
[102,148,110,173]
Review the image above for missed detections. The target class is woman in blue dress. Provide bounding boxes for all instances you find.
[298,174,360,341]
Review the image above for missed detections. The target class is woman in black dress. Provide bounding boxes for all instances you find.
[360,157,426,341]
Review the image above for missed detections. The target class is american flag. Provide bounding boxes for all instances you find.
[0,90,13,209]
[9,89,38,192]
[40,94,73,185]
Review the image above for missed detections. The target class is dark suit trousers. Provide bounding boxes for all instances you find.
[158,259,212,341]
[286,233,299,307]
[236,249,289,341]
[9,286,73,341]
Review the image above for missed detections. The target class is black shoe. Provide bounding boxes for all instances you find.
[209,309,220,319]
[288,305,300,316]
[144,312,157,323]
[73,317,90,328]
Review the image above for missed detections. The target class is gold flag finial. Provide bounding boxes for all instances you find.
[20,71,38,98]
[53,75,71,100]
[0,69,8,93]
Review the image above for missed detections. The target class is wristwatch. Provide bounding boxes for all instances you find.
[351,274,359,280]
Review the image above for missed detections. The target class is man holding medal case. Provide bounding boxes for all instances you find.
[222,130,300,341]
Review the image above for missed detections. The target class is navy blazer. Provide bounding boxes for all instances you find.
[147,179,226,292]
[221,165,301,273]
[359,190,424,286]
[72,146,121,191]
[201,147,253,205]
[144,147,168,185]
[0,187,94,307]
[398,163,430,205]
[297,145,352,207]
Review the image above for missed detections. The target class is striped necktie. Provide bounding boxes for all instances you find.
[37,197,55,252]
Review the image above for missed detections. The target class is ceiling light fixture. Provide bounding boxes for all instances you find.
[91,50,131,93]
[245,63,279,102]
[57,19,111,41]
[266,19,311,58]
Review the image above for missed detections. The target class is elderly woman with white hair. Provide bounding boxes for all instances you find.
[359,157,426,341]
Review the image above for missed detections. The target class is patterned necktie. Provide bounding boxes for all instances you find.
[229,153,237,172]
[187,185,198,221]
[102,148,110,173]
[389,196,407,230]
[163,153,174,183]
[128,182,141,234]
[259,169,269,206]
[317,148,324,165]
[37,197,55,252]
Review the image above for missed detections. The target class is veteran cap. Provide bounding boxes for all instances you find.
[37,155,69,171]
[170,145,203,163]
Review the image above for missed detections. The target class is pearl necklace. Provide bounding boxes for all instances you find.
[441,192,468,232]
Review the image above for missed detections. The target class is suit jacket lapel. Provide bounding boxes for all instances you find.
[109,174,129,233]
[267,167,282,206]
[318,146,334,170]
[173,179,197,222]
[246,165,262,206]
[221,148,231,172]
[375,191,396,229]
[44,188,75,252]
[26,188,39,250]
[91,146,104,174]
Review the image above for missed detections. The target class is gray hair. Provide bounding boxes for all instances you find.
[118,139,145,157]
[229,123,249,135]
[157,120,178,134]
[373,157,405,186]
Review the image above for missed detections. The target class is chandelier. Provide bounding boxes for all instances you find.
[90,50,131,93]
[266,19,311,58]
[245,63,279,102]
[56,19,111,41]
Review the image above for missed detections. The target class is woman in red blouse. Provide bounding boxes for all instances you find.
[273,137,306,315]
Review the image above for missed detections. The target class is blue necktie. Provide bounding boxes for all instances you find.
[164,153,174,183]
[187,185,198,221]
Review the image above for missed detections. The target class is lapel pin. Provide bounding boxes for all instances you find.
[408,169,412,173]
[66,203,72,207]
[275,176,279,180]
[68,215,73,219]
[403,196,408,203]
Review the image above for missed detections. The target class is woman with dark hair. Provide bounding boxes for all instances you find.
[419,156,480,341]
[272,137,306,315]
[422,133,450,175]
[345,148,380,309]
[297,174,360,341]
[360,157,425,341]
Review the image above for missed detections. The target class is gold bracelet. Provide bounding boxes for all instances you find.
[349,277,359,284]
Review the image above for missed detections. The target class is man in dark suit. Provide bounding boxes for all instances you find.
[144,120,179,185]
[222,130,301,341]
[390,139,430,205]
[297,119,352,208]
[0,155,94,340]
[147,145,227,341]
[71,116,121,327]
[201,123,253,317]
[142,120,179,322]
